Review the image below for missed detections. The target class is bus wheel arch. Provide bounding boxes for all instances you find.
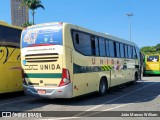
[132,72,138,84]
[98,76,108,96]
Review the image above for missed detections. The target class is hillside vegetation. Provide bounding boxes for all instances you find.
[140,44,160,55]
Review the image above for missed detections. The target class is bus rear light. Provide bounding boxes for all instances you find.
[28,44,54,47]
[58,68,71,87]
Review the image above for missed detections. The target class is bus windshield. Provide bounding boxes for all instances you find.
[147,55,159,62]
[21,24,62,48]
[0,25,21,47]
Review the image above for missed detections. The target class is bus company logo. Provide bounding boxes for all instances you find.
[40,64,61,70]
[24,65,38,70]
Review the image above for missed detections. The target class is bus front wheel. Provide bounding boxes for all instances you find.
[98,78,108,96]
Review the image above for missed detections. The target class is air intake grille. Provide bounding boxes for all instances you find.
[25,53,59,63]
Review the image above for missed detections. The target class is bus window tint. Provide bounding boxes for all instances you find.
[128,46,132,58]
[125,45,128,58]
[109,40,115,57]
[132,47,137,59]
[130,46,133,58]
[95,37,99,56]
[99,38,106,56]
[75,34,79,44]
[105,40,109,57]
[73,32,92,56]
[0,25,21,45]
[120,43,124,58]
[91,36,99,56]
[116,42,120,58]
[147,55,159,62]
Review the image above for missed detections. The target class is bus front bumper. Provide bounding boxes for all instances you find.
[23,83,73,99]
[144,70,160,75]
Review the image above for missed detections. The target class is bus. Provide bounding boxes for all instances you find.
[21,22,141,99]
[144,54,160,75]
[0,21,23,93]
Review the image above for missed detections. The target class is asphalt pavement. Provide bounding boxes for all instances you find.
[0,76,159,120]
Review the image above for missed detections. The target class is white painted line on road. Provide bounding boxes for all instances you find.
[51,82,158,120]
[83,95,160,117]
[73,82,157,117]
[0,98,36,106]
[53,94,160,119]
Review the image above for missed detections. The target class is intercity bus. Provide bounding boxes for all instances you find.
[21,22,141,99]
[0,21,23,93]
[144,54,160,75]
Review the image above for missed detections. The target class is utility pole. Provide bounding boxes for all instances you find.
[126,13,134,41]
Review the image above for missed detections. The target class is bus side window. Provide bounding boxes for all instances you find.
[91,36,99,56]
[130,46,133,59]
[73,31,92,56]
[105,39,110,57]
[124,45,128,58]
[116,42,120,58]
[109,40,115,57]
[133,47,137,59]
[99,37,106,57]
[128,46,132,58]
[76,33,79,44]
[120,43,125,58]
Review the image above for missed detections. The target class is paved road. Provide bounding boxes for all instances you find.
[0,76,159,120]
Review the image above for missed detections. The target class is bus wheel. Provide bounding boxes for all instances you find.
[99,78,108,96]
[132,73,138,85]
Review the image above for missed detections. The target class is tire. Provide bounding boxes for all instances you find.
[98,78,108,96]
[140,66,144,80]
[140,68,143,80]
[132,73,138,85]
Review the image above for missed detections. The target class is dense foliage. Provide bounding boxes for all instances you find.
[22,21,33,27]
[140,44,160,55]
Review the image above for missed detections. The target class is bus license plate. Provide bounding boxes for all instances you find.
[38,89,46,94]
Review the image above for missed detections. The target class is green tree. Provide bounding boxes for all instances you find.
[21,0,45,25]
[140,43,160,55]
[22,21,33,27]
[156,44,160,51]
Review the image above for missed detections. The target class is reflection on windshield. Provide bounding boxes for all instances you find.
[22,25,62,48]
[147,55,159,62]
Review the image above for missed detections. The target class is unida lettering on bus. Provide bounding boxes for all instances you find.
[91,58,123,71]
[40,64,61,70]
[92,58,121,65]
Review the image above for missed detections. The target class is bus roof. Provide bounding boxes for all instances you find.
[0,21,22,30]
[24,22,138,47]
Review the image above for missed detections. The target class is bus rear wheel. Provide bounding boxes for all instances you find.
[132,73,138,85]
[98,78,108,96]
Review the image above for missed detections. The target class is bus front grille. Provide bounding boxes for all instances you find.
[25,53,59,63]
